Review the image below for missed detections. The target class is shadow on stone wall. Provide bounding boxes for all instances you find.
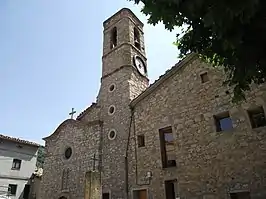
[15,173,41,199]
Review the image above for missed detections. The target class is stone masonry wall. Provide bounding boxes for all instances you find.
[129,69,149,100]
[128,57,266,199]
[40,119,102,199]
[78,104,100,123]
[103,8,143,32]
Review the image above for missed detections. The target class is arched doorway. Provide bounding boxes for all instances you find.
[59,197,67,199]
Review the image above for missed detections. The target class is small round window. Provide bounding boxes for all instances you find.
[108,130,116,140]
[109,84,115,92]
[108,105,115,115]
[64,147,72,159]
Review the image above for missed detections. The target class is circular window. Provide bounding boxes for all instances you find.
[64,147,72,159]
[108,105,115,115]
[108,130,116,140]
[109,84,115,92]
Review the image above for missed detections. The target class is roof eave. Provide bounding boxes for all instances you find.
[130,53,198,107]
[0,134,40,147]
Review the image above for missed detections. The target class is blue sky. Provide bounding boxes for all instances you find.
[0,0,179,144]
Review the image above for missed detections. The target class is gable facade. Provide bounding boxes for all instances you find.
[128,55,266,199]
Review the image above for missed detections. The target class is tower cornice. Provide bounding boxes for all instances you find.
[102,42,146,60]
[103,8,144,29]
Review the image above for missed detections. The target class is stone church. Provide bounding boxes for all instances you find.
[40,8,266,199]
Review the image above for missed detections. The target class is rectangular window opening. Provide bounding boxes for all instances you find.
[200,72,209,83]
[8,184,17,196]
[248,106,266,128]
[133,189,147,199]
[137,135,145,147]
[12,159,22,170]
[214,112,233,132]
[102,193,110,199]
[165,180,177,199]
[230,191,251,199]
[159,127,176,168]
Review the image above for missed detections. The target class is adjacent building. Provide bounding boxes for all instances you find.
[40,8,266,199]
[0,134,39,199]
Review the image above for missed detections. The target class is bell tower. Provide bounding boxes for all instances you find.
[98,8,149,199]
[101,8,148,80]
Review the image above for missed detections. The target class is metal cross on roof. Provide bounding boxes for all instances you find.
[69,108,76,119]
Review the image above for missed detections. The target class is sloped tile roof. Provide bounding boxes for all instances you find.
[0,134,40,147]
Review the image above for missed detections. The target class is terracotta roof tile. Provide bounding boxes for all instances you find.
[0,134,40,147]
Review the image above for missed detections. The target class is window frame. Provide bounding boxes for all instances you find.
[108,129,117,140]
[200,72,209,83]
[159,126,176,168]
[11,159,22,170]
[110,27,117,49]
[134,27,141,50]
[247,106,266,129]
[137,135,145,148]
[214,111,233,132]
[64,147,72,160]
[8,184,17,196]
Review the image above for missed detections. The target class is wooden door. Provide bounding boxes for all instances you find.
[138,190,147,199]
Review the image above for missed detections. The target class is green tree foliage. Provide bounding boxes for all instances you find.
[131,0,266,101]
[36,146,45,168]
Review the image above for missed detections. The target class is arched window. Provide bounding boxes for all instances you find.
[134,27,141,50]
[110,27,117,49]
[61,168,70,190]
